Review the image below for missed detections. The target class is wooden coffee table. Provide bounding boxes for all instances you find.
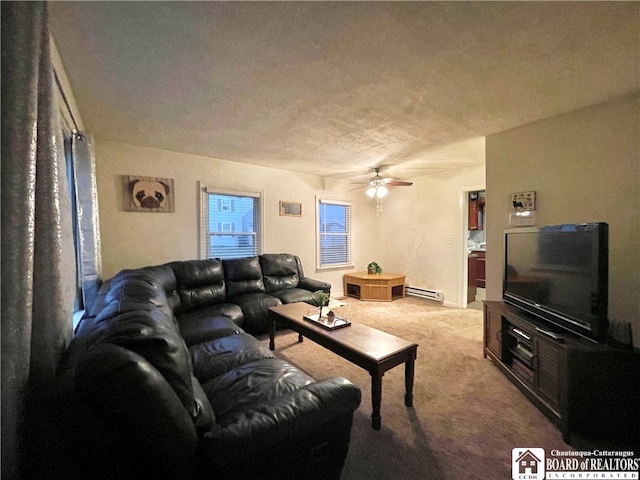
[268,302,418,430]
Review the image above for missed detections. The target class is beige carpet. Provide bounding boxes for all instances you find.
[259,296,570,480]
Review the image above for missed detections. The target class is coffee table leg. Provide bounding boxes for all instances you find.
[269,318,276,351]
[298,333,303,343]
[371,373,383,430]
[404,356,416,407]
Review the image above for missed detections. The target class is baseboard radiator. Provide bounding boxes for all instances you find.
[405,286,443,301]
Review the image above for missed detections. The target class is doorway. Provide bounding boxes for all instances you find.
[460,186,486,310]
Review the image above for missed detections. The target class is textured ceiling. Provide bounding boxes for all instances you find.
[49,2,639,183]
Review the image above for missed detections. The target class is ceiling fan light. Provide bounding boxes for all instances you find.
[377,185,388,198]
[366,186,376,197]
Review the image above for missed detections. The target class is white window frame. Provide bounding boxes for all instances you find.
[316,197,353,270]
[200,183,264,260]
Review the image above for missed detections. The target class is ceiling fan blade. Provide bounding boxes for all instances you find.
[350,167,413,189]
[386,180,413,187]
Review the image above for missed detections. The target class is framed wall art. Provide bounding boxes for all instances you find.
[510,191,536,211]
[122,175,175,212]
[279,200,302,217]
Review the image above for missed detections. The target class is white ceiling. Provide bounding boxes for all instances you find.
[49,2,639,183]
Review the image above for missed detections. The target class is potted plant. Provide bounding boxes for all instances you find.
[367,261,382,275]
[312,290,330,318]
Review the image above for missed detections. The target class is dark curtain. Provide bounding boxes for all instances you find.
[2,2,76,478]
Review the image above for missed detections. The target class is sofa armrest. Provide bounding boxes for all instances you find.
[206,377,360,440]
[298,277,331,294]
[302,376,361,408]
[200,377,360,477]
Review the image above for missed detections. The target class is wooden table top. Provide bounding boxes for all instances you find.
[269,302,417,363]
[344,271,405,281]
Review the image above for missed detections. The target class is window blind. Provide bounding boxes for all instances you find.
[204,189,262,259]
[318,199,351,267]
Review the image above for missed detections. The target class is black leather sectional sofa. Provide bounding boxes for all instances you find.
[53,254,362,480]
[168,253,332,335]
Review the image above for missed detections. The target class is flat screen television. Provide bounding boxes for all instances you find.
[503,222,608,343]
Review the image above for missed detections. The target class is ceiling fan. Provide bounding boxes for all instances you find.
[350,168,413,215]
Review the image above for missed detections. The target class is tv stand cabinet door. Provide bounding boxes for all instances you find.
[535,335,564,414]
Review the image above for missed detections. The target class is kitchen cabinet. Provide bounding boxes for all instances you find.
[470,250,485,288]
[468,191,485,230]
[468,254,478,303]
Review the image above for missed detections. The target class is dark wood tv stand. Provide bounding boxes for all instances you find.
[483,300,639,447]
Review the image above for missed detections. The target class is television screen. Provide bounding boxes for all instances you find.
[503,223,608,342]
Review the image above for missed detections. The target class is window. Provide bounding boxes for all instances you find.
[64,130,102,329]
[202,187,262,259]
[317,198,351,268]
[63,129,82,313]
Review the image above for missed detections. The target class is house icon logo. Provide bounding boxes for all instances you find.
[512,448,545,480]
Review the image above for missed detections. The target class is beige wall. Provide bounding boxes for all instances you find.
[485,93,640,346]
[379,165,486,307]
[95,140,484,301]
[95,140,385,292]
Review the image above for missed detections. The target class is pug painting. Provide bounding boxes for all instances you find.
[122,175,175,212]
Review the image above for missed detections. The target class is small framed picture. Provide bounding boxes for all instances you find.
[279,200,302,217]
[510,191,536,211]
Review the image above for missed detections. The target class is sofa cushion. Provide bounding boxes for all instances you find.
[176,306,245,346]
[167,260,227,314]
[201,358,314,423]
[223,256,266,297]
[230,293,281,334]
[190,333,275,381]
[259,253,300,293]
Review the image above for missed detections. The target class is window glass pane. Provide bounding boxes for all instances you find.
[318,201,350,266]
[320,204,347,233]
[206,192,261,259]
